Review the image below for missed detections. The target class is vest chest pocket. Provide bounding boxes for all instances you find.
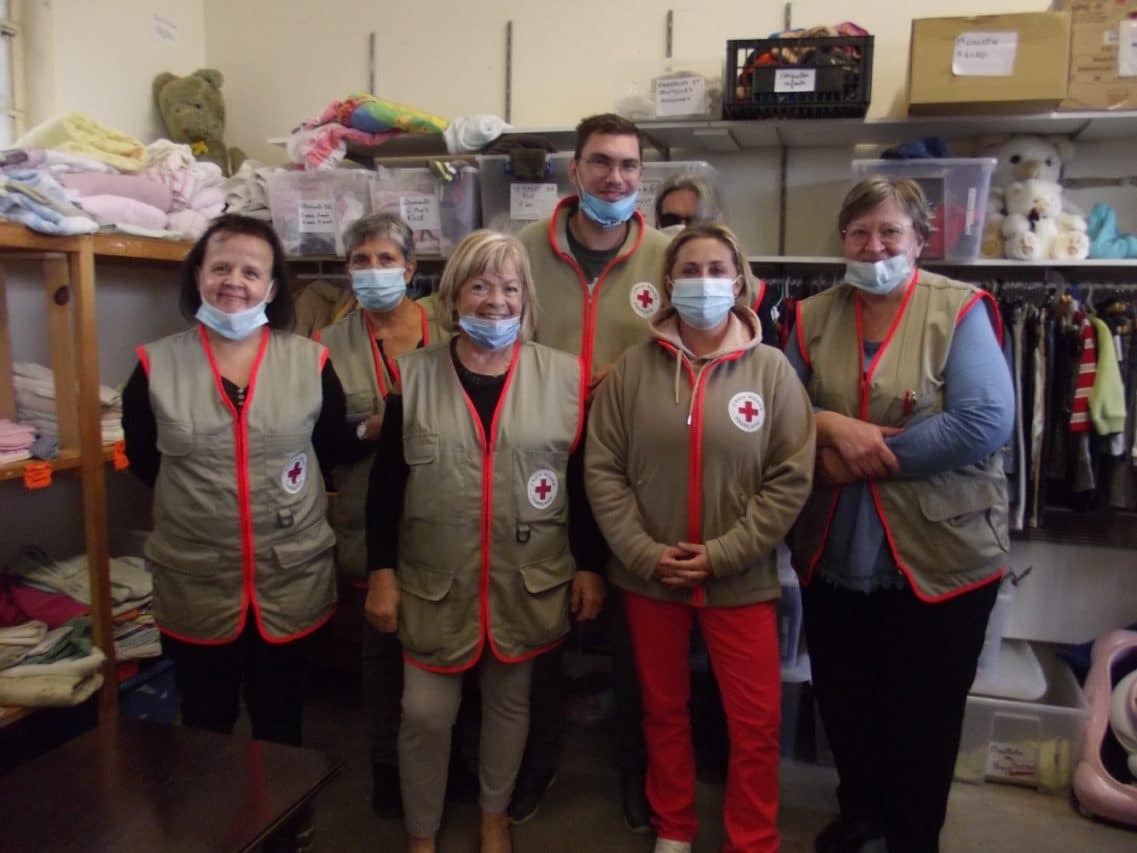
[155,421,193,456]
[345,390,377,418]
[513,449,569,561]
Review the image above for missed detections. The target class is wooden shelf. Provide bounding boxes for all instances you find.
[0,443,120,483]
[0,706,36,729]
[0,223,193,264]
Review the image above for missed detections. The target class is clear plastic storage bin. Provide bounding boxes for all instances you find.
[615,58,725,121]
[370,165,480,258]
[954,646,1089,794]
[851,158,996,262]
[267,169,373,257]
[477,152,576,235]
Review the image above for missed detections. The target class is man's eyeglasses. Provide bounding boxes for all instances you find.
[581,154,643,178]
[842,225,909,248]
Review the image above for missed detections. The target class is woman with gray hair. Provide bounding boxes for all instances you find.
[315,211,449,818]
[654,174,724,234]
[786,176,1014,853]
[364,230,606,853]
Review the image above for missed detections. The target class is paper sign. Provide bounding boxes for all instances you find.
[953,32,1018,77]
[399,196,441,231]
[299,199,335,234]
[655,75,707,117]
[510,183,559,221]
[1119,20,1137,78]
[985,739,1039,784]
[152,13,177,42]
[775,69,817,94]
[636,178,663,226]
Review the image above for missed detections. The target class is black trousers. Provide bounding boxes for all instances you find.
[804,576,999,853]
[518,587,647,780]
[161,617,314,747]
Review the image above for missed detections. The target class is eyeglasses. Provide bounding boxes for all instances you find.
[658,212,692,229]
[842,225,909,248]
[581,154,643,178]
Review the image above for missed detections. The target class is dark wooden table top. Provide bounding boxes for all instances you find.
[0,717,340,852]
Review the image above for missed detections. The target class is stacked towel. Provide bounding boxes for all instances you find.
[7,547,151,609]
[0,419,36,465]
[12,362,123,445]
[0,170,98,235]
[16,113,146,173]
[0,616,105,707]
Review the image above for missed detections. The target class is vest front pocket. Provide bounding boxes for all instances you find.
[398,565,467,659]
[345,390,377,418]
[511,558,573,649]
[266,524,337,629]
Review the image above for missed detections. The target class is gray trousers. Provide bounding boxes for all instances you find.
[399,655,534,838]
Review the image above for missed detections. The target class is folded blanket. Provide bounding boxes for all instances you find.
[7,549,150,606]
[0,575,89,629]
[0,449,30,464]
[14,362,122,408]
[17,113,145,172]
[78,195,169,230]
[56,173,174,212]
[0,646,105,707]
[0,172,99,235]
[0,620,48,669]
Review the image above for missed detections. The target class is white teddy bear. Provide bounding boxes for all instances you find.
[1001,178,1091,261]
[980,134,1089,261]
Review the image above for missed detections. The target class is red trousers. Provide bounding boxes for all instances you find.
[623,591,781,852]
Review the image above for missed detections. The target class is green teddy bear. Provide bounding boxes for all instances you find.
[152,68,246,176]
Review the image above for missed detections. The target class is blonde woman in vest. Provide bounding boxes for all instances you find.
[364,230,606,853]
[586,223,816,853]
[121,216,373,753]
[314,212,456,818]
[786,177,1014,853]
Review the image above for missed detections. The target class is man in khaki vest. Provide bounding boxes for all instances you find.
[512,113,669,831]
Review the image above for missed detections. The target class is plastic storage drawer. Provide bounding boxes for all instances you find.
[851,158,996,262]
[371,165,480,258]
[267,169,373,257]
[954,647,1089,794]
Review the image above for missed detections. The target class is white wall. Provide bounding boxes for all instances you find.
[204,0,1053,164]
[25,0,205,141]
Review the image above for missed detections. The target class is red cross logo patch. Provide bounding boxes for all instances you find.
[526,468,559,510]
[281,452,308,495]
[629,282,660,319]
[728,391,765,433]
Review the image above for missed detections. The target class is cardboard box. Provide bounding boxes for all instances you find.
[908,12,1072,115]
[1054,0,1137,111]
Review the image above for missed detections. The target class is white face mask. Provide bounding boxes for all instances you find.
[844,254,912,296]
[670,277,737,329]
[196,295,271,340]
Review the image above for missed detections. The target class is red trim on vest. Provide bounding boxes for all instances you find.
[753,279,767,314]
[198,325,272,643]
[157,625,238,646]
[853,272,918,420]
[797,488,844,586]
[417,300,430,345]
[568,357,587,456]
[311,329,322,343]
[259,606,336,644]
[363,312,391,397]
[318,346,329,372]
[546,196,647,385]
[794,300,810,370]
[656,341,746,607]
[136,345,151,378]
[956,291,1004,346]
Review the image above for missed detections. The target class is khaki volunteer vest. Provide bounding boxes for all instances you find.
[395,341,583,670]
[143,327,336,641]
[789,271,1009,600]
[520,199,670,380]
[319,296,447,582]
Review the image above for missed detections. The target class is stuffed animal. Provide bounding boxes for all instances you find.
[1001,178,1090,261]
[152,69,245,177]
[980,134,1087,260]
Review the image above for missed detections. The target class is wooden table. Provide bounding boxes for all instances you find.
[0,717,340,851]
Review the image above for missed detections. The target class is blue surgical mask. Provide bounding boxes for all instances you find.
[458,314,521,350]
[196,295,271,340]
[844,254,913,296]
[352,267,406,312]
[670,277,737,329]
[577,180,639,229]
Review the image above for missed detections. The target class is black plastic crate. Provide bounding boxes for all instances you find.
[724,35,873,120]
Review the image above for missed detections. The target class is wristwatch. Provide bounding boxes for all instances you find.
[356,420,369,440]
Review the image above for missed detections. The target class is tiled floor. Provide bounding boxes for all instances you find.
[299,668,1136,853]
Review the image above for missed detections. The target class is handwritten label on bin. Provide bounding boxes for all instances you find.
[510,183,559,221]
[655,75,706,117]
[775,69,816,94]
[298,199,335,234]
[400,196,441,231]
[1119,20,1137,78]
[952,32,1018,77]
[636,178,663,226]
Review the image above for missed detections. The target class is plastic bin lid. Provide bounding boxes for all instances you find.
[970,639,1047,702]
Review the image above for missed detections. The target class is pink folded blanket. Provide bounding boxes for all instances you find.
[77,195,169,230]
[56,173,173,212]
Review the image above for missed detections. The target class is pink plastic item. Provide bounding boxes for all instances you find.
[1073,629,1137,827]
